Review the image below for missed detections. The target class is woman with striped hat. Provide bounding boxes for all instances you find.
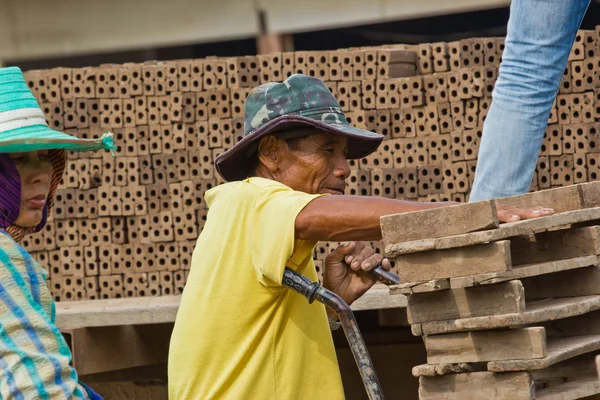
[0,66,116,399]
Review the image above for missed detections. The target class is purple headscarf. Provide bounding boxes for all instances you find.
[0,154,24,229]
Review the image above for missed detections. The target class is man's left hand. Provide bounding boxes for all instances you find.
[496,205,554,223]
[323,242,392,306]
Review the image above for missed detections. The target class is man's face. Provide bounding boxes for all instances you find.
[275,133,351,195]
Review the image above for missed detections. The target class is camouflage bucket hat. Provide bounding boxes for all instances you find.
[215,74,384,181]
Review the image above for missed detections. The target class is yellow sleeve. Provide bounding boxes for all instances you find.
[250,184,323,287]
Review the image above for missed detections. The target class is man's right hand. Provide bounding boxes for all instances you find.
[323,242,392,306]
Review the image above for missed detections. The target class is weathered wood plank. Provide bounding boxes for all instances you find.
[532,352,597,381]
[425,328,547,364]
[390,278,450,295]
[534,353,600,399]
[386,208,600,257]
[449,255,598,290]
[537,375,600,400]
[348,284,407,311]
[407,280,525,324]
[415,295,600,336]
[537,310,600,339]
[412,362,486,378]
[56,295,182,329]
[418,371,534,400]
[68,323,172,375]
[56,285,405,329]
[496,185,582,214]
[487,334,600,372]
[396,241,511,283]
[381,200,498,245]
[511,226,600,266]
[580,181,600,209]
[522,266,600,301]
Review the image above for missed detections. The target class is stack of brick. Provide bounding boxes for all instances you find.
[382,182,600,399]
[19,25,600,301]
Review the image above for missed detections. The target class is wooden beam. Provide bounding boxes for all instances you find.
[412,362,486,378]
[407,280,525,324]
[56,286,404,329]
[381,200,498,245]
[418,371,534,400]
[424,328,547,364]
[415,295,600,336]
[386,208,600,257]
[449,255,598,290]
[391,278,449,295]
[396,241,511,283]
[510,226,600,266]
[580,181,600,209]
[522,266,600,301]
[67,323,172,375]
[495,185,582,214]
[536,374,600,400]
[488,334,600,372]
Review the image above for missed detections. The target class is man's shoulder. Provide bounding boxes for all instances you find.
[205,177,292,207]
[208,178,292,197]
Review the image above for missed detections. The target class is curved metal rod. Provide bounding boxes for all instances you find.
[282,267,385,400]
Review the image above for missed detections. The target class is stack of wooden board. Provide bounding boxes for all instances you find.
[382,181,600,399]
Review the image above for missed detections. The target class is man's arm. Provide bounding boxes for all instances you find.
[295,196,455,242]
[295,195,554,242]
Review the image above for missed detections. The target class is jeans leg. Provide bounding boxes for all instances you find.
[469,0,591,202]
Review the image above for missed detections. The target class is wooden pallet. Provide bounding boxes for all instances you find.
[383,185,600,399]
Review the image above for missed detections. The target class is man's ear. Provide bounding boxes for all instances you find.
[257,136,281,172]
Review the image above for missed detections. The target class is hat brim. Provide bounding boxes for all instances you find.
[215,115,384,182]
[0,124,116,153]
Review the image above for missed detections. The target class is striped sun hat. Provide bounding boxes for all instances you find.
[0,66,116,153]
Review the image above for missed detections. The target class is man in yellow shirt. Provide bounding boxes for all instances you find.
[168,74,554,399]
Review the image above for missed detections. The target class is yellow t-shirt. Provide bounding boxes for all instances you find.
[168,177,345,400]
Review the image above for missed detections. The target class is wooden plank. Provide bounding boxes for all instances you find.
[418,372,534,400]
[416,295,600,336]
[56,295,182,329]
[390,278,449,295]
[56,286,403,329]
[425,328,547,364]
[511,226,600,266]
[412,362,486,378]
[532,352,597,381]
[488,334,600,372]
[449,255,598,290]
[522,266,600,301]
[348,284,408,311]
[496,185,582,214]
[396,241,511,283]
[68,323,172,375]
[541,310,600,339]
[407,280,525,324]
[537,375,600,400]
[533,353,600,399]
[386,208,600,257]
[381,200,498,245]
[580,181,600,209]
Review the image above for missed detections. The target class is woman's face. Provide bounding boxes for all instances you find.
[9,150,53,227]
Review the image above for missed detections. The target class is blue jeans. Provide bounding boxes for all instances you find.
[469,0,591,202]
